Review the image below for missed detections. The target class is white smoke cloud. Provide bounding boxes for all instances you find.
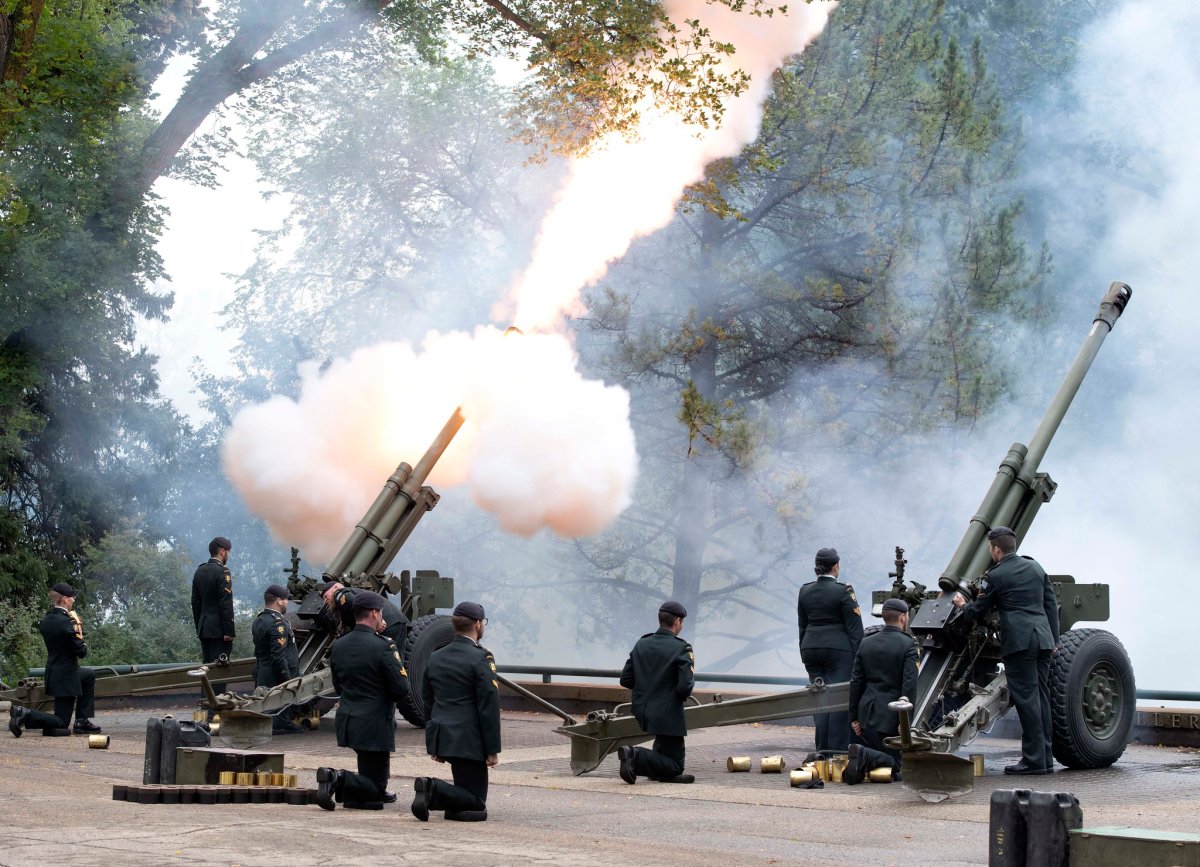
[505,0,838,331]
[222,328,637,563]
[1016,0,1200,693]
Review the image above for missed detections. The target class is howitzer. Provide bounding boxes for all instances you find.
[1,408,467,744]
[871,281,1136,800]
[556,283,1136,796]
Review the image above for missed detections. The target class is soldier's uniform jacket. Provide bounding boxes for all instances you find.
[251,608,299,688]
[191,558,235,640]
[38,606,88,697]
[421,635,502,761]
[848,624,920,734]
[329,587,407,647]
[330,624,410,752]
[619,627,695,737]
[964,553,1060,657]
[797,576,864,655]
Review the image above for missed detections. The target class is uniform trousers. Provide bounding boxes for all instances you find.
[428,758,488,812]
[200,637,233,695]
[1005,647,1054,769]
[801,647,853,751]
[21,669,96,730]
[338,750,389,804]
[630,735,686,778]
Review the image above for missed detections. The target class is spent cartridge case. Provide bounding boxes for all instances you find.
[970,753,985,777]
[87,734,110,750]
[789,770,814,786]
[726,756,752,772]
[759,756,786,773]
[868,767,893,783]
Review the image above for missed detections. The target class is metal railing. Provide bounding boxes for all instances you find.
[26,663,1200,702]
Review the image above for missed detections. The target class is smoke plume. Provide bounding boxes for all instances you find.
[505,0,838,332]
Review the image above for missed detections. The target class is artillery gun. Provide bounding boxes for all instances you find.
[876,281,1136,801]
[555,283,1136,798]
[2,408,468,746]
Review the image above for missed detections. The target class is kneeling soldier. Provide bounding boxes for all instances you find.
[616,600,695,784]
[412,601,501,822]
[315,591,410,810]
[844,597,919,783]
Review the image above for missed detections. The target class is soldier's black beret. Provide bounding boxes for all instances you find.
[986,526,1016,541]
[315,580,340,593]
[659,600,687,619]
[211,536,233,551]
[815,547,840,567]
[51,582,77,597]
[351,590,387,612]
[452,601,486,621]
[265,584,291,600]
[881,598,909,614]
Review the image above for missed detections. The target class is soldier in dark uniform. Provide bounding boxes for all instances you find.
[8,583,101,737]
[952,526,1059,775]
[319,580,419,724]
[315,591,411,810]
[616,600,695,785]
[797,547,863,752]
[251,583,303,735]
[411,601,501,823]
[191,535,235,696]
[843,598,919,783]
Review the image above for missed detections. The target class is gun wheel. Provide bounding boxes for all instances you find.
[1050,628,1135,769]
[401,614,456,727]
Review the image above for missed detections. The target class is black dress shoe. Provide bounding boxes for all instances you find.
[382,791,398,804]
[1003,762,1048,776]
[843,744,865,785]
[617,746,636,785]
[73,719,102,734]
[8,706,24,738]
[649,774,695,784]
[411,777,431,822]
[445,809,487,822]
[316,767,340,810]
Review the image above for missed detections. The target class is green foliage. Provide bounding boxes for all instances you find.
[0,592,43,685]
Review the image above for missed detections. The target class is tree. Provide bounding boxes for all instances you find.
[567,0,1050,665]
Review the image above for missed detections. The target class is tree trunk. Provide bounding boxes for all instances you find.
[670,211,725,617]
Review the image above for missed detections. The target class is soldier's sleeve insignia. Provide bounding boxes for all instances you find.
[853,607,861,616]
[489,661,497,672]
[492,680,499,689]
[277,625,285,633]
[276,637,286,646]
[393,650,401,662]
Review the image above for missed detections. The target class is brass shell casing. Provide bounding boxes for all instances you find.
[284,774,298,788]
[726,756,752,772]
[789,770,814,787]
[759,756,786,773]
[809,759,829,781]
[87,734,109,749]
[829,755,848,783]
[256,772,273,786]
[970,753,985,777]
[235,772,254,786]
[208,723,220,737]
[192,710,208,723]
[868,767,893,783]
[218,771,236,785]
[269,773,287,787]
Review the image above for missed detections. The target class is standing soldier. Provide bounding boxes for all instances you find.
[952,526,1059,775]
[251,583,303,734]
[616,600,695,785]
[797,547,863,752]
[411,601,501,823]
[843,598,919,783]
[8,583,102,737]
[191,536,235,696]
[315,591,410,810]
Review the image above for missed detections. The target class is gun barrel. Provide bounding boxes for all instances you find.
[939,282,1132,588]
[322,406,465,581]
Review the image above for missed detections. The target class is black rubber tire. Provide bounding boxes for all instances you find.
[1050,628,1136,769]
[400,614,456,727]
